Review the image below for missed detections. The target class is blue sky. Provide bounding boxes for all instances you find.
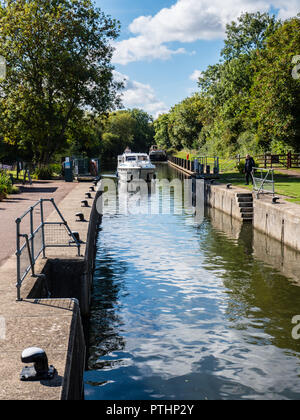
[95,0,299,118]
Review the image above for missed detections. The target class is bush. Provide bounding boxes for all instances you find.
[0,171,13,195]
[236,160,245,174]
[34,166,54,180]
[0,184,7,200]
[49,163,62,176]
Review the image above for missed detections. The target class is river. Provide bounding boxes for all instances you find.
[84,163,300,400]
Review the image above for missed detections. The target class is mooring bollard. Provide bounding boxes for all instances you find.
[76,212,85,222]
[20,347,56,381]
[85,192,92,199]
[81,200,89,207]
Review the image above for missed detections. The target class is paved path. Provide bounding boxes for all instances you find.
[0,180,77,267]
[0,181,96,400]
[274,168,300,178]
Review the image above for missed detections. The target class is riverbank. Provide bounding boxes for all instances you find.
[0,181,100,400]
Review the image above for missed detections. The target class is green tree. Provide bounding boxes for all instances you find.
[129,109,154,152]
[101,111,135,160]
[196,12,280,156]
[153,113,171,150]
[221,12,279,61]
[66,112,102,158]
[166,94,204,151]
[249,17,300,152]
[0,0,122,166]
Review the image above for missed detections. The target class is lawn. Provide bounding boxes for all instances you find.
[174,150,300,204]
[219,171,300,204]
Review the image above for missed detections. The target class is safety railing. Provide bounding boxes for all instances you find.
[169,155,220,177]
[15,198,81,301]
[252,168,275,198]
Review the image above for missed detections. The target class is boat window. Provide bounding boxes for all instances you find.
[126,156,137,161]
[138,156,147,161]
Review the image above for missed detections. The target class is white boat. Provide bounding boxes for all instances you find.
[149,145,167,162]
[117,150,156,182]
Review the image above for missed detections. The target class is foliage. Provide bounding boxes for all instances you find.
[153,12,300,158]
[0,170,13,196]
[153,113,171,150]
[248,17,300,152]
[100,109,154,161]
[34,166,54,180]
[0,0,122,166]
[236,160,246,174]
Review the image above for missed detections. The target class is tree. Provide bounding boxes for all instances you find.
[167,95,204,150]
[221,12,279,61]
[66,112,102,158]
[0,0,122,166]
[101,111,136,160]
[196,12,280,156]
[129,109,154,152]
[153,114,171,150]
[249,17,300,152]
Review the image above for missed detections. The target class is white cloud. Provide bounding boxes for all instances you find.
[190,70,203,81]
[112,0,299,65]
[113,71,169,118]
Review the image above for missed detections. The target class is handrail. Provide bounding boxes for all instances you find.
[15,198,81,301]
[252,167,275,198]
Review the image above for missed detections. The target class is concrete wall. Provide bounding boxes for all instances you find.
[253,198,300,252]
[207,206,300,284]
[205,182,300,252]
[205,183,244,221]
[81,189,102,318]
[61,299,86,400]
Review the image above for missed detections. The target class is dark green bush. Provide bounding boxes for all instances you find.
[236,160,245,174]
[0,171,13,194]
[34,166,54,180]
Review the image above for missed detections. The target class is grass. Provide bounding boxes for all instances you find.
[174,150,300,204]
[219,170,300,204]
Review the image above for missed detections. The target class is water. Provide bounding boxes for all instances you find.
[84,164,300,400]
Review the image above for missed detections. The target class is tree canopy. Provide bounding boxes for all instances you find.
[153,12,300,157]
[0,0,122,165]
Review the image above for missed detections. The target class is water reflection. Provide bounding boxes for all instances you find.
[85,164,300,400]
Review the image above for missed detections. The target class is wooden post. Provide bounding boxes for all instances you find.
[287,151,292,169]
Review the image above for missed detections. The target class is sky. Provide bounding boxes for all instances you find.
[95,0,299,118]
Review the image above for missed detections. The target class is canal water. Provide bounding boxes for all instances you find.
[84,164,300,400]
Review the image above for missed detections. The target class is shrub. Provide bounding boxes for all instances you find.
[0,171,13,194]
[236,160,245,174]
[0,184,7,200]
[49,163,62,176]
[34,166,54,180]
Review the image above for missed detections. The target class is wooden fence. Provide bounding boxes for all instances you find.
[237,152,300,169]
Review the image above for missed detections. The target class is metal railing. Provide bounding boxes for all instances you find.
[169,155,220,177]
[252,168,275,198]
[15,198,81,301]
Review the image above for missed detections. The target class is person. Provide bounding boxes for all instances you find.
[245,154,255,185]
[90,159,98,177]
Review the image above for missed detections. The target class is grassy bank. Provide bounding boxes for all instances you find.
[219,171,300,204]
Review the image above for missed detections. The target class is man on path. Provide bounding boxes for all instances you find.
[245,154,255,185]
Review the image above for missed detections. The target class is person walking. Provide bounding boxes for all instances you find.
[245,154,255,185]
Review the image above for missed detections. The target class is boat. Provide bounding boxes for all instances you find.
[149,145,167,162]
[117,149,156,182]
